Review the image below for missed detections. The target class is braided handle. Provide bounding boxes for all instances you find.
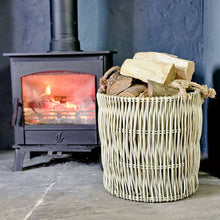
[102,66,120,80]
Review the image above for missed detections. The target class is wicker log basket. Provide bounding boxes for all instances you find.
[97,91,203,202]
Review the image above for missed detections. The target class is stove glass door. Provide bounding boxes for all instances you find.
[21,71,96,125]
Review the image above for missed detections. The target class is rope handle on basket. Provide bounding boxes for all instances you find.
[102,66,121,80]
[98,66,121,93]
[189,81,216,98]
[169,79,216,102]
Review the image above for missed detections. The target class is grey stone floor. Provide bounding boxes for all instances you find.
[0,150,220,220]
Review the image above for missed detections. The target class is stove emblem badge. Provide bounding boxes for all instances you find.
[55,132,64,143]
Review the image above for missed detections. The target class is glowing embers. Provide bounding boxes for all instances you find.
[22,71,96,125]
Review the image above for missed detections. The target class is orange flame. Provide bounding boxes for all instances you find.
[45,85,51,95]
[65,102,77,110]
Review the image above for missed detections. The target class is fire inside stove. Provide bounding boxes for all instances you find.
[22,71,96,125]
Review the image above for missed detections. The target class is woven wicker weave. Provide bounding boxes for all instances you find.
[97,91,203,202]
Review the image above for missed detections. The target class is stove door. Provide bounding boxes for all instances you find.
[22,70,96,125]
[21,70,97,145]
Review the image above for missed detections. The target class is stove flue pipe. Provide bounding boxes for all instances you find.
[49,0,80,51]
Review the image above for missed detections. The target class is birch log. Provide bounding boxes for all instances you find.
[133,52,195,81]
[120,58,176,85]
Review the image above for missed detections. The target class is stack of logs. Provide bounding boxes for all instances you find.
[98,52,216,102]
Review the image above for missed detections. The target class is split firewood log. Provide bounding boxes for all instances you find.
[120,58,176,85]
[133,52,195,81]
[139,89,148,98]
[106,72,133,95]
[147,80,179,97]
[118,84,148,97]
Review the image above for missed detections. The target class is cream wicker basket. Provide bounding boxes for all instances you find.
[97,91,203,202]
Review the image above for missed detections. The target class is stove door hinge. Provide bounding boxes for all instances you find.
[12,97,22,127]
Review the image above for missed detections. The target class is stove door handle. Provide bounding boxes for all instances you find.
[12,97,20,126]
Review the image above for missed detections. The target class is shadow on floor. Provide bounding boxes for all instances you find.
[22,151,101,171]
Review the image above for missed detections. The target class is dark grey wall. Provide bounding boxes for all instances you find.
[11,0,50,52]
[204,1,220,86]
[203,1,220,170]
[79,0,203,71]
[0,0,13,150]
[0,0,210,157]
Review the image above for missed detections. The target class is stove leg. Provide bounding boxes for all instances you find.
[13,149,26,171]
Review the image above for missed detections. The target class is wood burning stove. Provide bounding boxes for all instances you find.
[4,0,116,170]
[4,51,114,171]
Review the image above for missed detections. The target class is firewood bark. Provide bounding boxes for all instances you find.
[120,59,176,85]
[139,89,148,97]
[106,73,133,95]
[118,84,148,97]
[148,80,179,97]
[133,52,195,81]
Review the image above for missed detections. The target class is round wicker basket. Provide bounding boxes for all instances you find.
[97,91,203,202]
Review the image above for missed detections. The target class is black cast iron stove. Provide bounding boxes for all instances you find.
[4,0,115,171]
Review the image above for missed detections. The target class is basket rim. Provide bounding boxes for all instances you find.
[97,91,201,103]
